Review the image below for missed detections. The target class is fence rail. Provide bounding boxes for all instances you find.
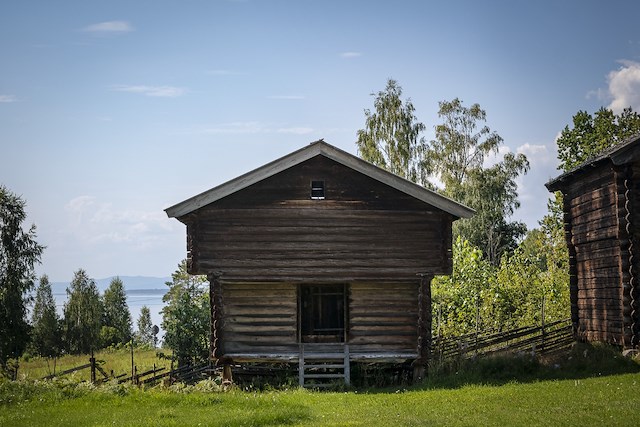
[432,318,573,362]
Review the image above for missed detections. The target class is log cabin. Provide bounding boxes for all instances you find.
[165,140,474,385]
[546,133,640,349]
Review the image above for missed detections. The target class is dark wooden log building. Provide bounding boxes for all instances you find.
[165,140,473,383]
[546,134,640,349]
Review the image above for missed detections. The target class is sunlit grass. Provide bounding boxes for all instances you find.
[1,373,639,426]
[17,347,170,382]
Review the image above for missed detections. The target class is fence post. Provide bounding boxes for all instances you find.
[541,295,546,352]
[90,350,96,384]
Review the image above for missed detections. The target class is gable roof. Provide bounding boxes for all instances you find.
[546,133,640,192]
[165,139,474,219]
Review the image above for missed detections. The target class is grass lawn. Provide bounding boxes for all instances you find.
[3,344,639,426]
[1,372,639,426]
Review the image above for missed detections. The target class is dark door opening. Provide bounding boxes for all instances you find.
[299,284,346,343]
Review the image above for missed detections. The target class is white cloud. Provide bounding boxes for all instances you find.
[0,95,17,103]
[111,85,186,97]
[605,60,640,113]
[82,21,133,35]
[340,52,362,58]
[64,196,177,248]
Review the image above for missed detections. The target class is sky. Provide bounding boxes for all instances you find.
[3,0,640,282]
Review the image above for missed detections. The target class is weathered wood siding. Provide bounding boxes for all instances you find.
[348,283,418,354]
[220,282,298,355]
[218,281,419,358]
[182,155,453,282]
[563,165,624,344]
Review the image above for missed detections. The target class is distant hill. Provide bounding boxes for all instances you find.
[50,276,171,295]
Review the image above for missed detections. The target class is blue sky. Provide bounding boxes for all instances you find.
[2,0,640,281]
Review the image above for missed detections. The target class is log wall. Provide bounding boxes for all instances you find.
[218,281,420,359]
[348,282,418,354]
[220,282,298,356]
[183,155,453,282]
[563,164,624,344]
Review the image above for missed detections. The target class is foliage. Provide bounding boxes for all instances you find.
[427,98,529,265]
[432,238,495,336]
[161,260,210,366]
[29,275,62,358]
[63,270,103,354]
[452,152,530,264]
[136,305,154,346]
[556,107,640,171]
[356,78,429,186]
[101,277,132,346]
[426,98,503,191]
[0,185,44,372]
[433,233,569,337]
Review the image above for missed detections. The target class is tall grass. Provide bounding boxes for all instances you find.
[16,346,170,382]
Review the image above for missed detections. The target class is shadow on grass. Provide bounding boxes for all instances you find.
[413,342,640,391]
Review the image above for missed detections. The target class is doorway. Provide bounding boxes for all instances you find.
[299,284,347,343]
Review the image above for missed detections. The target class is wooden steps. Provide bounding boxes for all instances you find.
[299,344,350,388]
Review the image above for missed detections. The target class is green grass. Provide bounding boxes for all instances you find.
[1,373,639,426]
[2,343,639,426]
[17,347,170,382]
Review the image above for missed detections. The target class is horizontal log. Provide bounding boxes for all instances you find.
[222,332,297,343]
[571,215,618,237]
[350,283,418,291]
[566,172,614,201]
[222,324,295,333]
[199,258,435,271]
[571,227,618,245]
[349,321,416,329]
[575,246,620,262]
[570,198,616,220]
[576,298,621,310]
[575,308,622,320]
[577,288,622,299]
[574,238,620,254]
[349,308,418,323]
[223,343,299,353]
[571,204,618,227]
[577,276,620,288]
[223,288,295,298]
[198,266,433,281]
[350,328,416,337]
[348,336,415,345]
[195,208,439,221]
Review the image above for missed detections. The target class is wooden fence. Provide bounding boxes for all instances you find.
[431,318,573,363]
[41,358,218,386]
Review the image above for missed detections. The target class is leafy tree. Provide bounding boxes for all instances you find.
[0,186,44,372]
[432,238,495,336]
[556,107,640,171]
[136,305,154,346]
[29,275,61,358]
[356,78,429,186]
[63,269,103,354]
[426,98,503,192]
[428,98,529,264]
[102,277,132,346]
[453,152,530,265]
[161,260,209,366]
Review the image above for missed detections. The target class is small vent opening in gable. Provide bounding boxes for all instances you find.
[311,180,325,200]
